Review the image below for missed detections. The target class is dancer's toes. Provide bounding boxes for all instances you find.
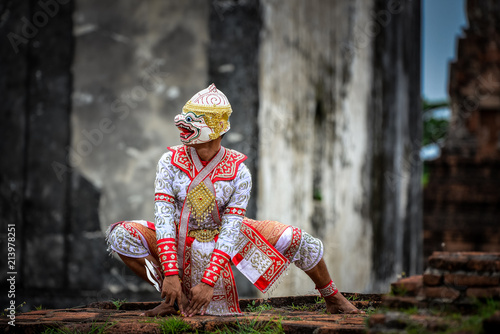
[325,293,364,314]
[141,301,177,317]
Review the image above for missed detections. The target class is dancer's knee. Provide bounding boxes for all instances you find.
[106,222,150,258]
[293,231,324,271]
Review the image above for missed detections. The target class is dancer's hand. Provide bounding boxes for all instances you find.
[161,276,183,313]
[185,283,214,317]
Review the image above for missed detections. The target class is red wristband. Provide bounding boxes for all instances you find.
[201,249,230,287]
[157,238,179,276]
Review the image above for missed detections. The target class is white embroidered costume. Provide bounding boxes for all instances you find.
[106,84,325,315]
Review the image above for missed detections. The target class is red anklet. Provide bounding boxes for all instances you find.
[316,279,339,298]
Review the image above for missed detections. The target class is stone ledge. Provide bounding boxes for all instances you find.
[390,275,423,297]
[428,252,500,272]
[0,294,379,334]
[443,273,500,286]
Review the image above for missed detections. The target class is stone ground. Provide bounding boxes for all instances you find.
[1,293,379,334]
[2,290,499,333]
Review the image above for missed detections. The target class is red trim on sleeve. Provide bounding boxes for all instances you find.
[201,249,230,287]
[223,207,246,217]
[155,193,175,203]
[157,238,179,276]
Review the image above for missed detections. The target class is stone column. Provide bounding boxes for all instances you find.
[258,0,422,294]
[0,0,74,297]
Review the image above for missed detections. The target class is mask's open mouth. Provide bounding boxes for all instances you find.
[177,123,196,141]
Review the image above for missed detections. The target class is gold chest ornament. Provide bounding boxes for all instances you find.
[186,182,216,225]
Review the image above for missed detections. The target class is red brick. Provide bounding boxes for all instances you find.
[382,296,423,309]
[43,313,101,322]
[424,287,461,300]
[428,252,469,271]
[428,252,500,272]
[367,313,386,326]
[444,274,500,287]
[423,273,443,286]
[466,259,500,272]
[466,287,500,298]
[391,275,423,296]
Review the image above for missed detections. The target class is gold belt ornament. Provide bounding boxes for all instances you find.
[188,228,220,242]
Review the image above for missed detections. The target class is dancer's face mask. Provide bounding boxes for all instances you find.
[174,84,232,145]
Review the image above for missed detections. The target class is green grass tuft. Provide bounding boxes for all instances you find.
[314,297,325,304]
[111,298,127,310]
[155,316,192,334]
[245,300,274,312]
[289,303,316,311]
[213,315,284,334]
[442,299,500,334]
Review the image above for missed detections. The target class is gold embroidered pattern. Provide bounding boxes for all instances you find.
[250,251,272,273]
[168,145,247,182]
[188,228,220,242]
[283,226,302,262]
[186,182,216,224]
[182,101,232,140]
[243,218,289,246]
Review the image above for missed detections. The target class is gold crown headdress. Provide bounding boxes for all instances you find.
[182,84,232,140]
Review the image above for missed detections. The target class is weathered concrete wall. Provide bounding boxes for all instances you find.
[0,0,75,308]
[208,0,262,219]
[257,0,422,295]
[70,0,210,301]
[72,0,209,232]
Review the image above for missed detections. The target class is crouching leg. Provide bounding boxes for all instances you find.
[277,228,363,314]
[106,221,185,317]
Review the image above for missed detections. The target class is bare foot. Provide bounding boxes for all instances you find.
[324,293,365,314]
[140,301,177,317]
[140,293,190,317]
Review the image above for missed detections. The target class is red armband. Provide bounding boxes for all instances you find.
[157,238,179,276]
[155,193,175,204]
[201,249,230,287]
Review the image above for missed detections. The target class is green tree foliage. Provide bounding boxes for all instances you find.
[422,99,450,146]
